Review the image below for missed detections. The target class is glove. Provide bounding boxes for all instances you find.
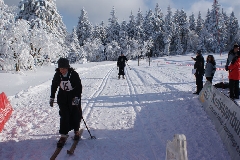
[225,66,228,71]
[49,98,54,107]
[72,97,80,105]
[211,73,214,77]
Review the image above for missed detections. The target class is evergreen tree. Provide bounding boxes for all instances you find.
[197,26,210,53]
[98,21,107,45]
[189,13,196,31]
[106,7,120,43]
[66,27,82,63]
[178,9,189,53]
[204,0,226,53]
[227,11,239,49]
[76,8,93,46]
[163,6,174,56]
[135,8,144,40]
[119,20,129,55]
[83,38,104,62]
[105,40,120,60]
[196,11,204,36]
[17,0,67,38]
[174,24,183,55]
[152,3,164,56]
[204,9,211,32]
[143,9,154,41]
[127,11,136,39]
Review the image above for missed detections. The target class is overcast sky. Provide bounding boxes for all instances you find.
[3,0,240,32]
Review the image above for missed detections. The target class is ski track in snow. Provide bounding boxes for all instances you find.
[0,58,231,160]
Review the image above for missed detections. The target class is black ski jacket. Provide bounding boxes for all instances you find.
[117,56,128,68]
[193,54,205,75]
[50,68,82,106]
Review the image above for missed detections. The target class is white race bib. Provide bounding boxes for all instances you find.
[60,80,73,91]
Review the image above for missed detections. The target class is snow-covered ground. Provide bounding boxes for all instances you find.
[0,54,232,160]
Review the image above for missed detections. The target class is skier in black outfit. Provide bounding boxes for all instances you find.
[117,53,128,79]
[191,50,205,95]
[49,58,82,147]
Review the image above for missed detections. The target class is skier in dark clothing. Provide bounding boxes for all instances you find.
[117,53,128,79]
[191,50,205,94]
[49,57,82,147]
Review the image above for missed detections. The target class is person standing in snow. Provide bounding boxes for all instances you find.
[117,53,128,79]
[225,44,240,92]
[191,50,205,94]
[49,57,82,147]
[225,44,239,71]
[205,55,216,83]
[228,55,240,99]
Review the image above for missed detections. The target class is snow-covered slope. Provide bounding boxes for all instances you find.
[0,54,231,160]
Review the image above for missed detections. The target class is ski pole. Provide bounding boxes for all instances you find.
[82,117,96,139]
[126,62,131,70]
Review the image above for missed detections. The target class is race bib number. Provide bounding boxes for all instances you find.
[60,80,73,91]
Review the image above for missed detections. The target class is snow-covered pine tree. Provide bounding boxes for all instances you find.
[106,7,120,43]
[17,0,67,38]
[163,5,174,56]
[226,11,239,50]
[6,19,31,71]
[134,8,145,41]
[98,21,107,45]
[15,0,68,65]
[105,40,120,61]
[197,26,210,53]
[119,20,129,57]
[152,3,164,56]
[143,9,154,42]
[175,24,184,55]
[76,8,93,46]
[196,11,204,36]
[186,13,198,53]
[66,27,82,63]
[189,13,196,31]
[0,0,16,70]
[177,9,189,53]
[206,0,226,53]
[127,11,136,39]
[83,38,104,62]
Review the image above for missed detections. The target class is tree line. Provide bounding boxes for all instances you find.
[0,0,239,71]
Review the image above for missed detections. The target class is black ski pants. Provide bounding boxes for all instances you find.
[118,66,125,76]
[229,79,239,99]
[195,74,203,93]
[58,104,82,135]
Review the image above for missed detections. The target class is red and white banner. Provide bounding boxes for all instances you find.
[0,92,13,132]
[199,81,240,160]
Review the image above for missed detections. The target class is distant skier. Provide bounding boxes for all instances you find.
[49,57,82,148]
[117,53,128,79]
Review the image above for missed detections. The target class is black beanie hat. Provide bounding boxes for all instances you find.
[234,43,239,48]
[57,58,70,68]
[196,50,201,54]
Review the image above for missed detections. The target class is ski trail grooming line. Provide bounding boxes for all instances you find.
[82,66,114,123]
[127,68,174,147]
[125,68,160,160]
